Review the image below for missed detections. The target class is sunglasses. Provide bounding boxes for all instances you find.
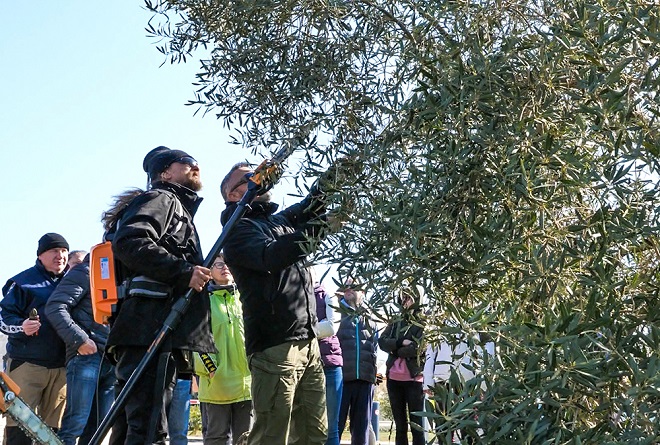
[166,156,198,170]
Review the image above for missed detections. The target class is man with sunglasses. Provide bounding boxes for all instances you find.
[106,146,215,445]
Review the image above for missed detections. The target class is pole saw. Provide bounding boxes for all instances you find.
[89,143,296,445]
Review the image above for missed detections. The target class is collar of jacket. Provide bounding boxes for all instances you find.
[208,282,237,293]
[220,200,280,225]
[340,298,366,315]
[152,181,203,216]
[209,284,238,302]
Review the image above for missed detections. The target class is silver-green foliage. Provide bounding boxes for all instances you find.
[146,0,660,442]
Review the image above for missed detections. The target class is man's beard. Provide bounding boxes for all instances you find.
[180,176,202,192]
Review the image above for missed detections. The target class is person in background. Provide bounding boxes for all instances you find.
[315,280,342,445]
[168,377,193,445]
[423,328,494,444]
[194,253,251,445]
[46,254,116,445]
[336,281,378,445]
[0,233,69,445]
[67,250,87,270]
[378,288,425,445]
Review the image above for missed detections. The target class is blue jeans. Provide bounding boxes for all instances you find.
[59,353,115,445]
[324,366,343,445]
[167,378,191,445]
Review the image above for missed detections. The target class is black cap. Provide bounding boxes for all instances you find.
[143,146,192,181]
[37,233,69,256]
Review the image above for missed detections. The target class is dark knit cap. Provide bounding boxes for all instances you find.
[143,146,192,181]
[37,233,69,256]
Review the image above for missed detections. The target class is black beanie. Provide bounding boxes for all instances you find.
[37,233,69,256]
[143,146,192,181]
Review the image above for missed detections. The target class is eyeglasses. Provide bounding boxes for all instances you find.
[166,156,198,170]
[211,261,228,269]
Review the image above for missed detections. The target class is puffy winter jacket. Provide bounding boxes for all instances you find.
[45,256,110,364]
[107,181,215,353]
[0,260,66,368]
[194,284,251,404]
[336,299,378,383]
[221,195,326,356]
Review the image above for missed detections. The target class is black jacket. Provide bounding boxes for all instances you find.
[107,181,215,353]
[45,257,110,364]
[378,316,424,379]
[220,195,326,356]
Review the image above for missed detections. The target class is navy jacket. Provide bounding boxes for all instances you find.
[45,257,110,364]
[221,195,326,356]
[0,260,66,368]
[336,299,378,383]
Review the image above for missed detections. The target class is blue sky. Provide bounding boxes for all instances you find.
[0,2,305,281]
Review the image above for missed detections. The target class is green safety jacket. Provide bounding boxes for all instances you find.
[194,285,251,404]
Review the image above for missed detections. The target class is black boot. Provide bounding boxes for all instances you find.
[5,426,33,445]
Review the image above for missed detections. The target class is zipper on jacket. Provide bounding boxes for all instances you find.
[355,319,360,380]
[223,296,231,324]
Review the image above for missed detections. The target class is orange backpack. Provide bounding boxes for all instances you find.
[89,241,124,324]
[89,190,184,324]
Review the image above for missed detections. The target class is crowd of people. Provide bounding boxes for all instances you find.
[0,146,492,445]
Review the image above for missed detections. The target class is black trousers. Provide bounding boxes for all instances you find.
[109,346,177,445]
[386,379,426,445]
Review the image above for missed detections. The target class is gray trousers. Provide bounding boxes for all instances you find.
[201,400,252,445]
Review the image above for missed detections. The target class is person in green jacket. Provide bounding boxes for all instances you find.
[194,253,252,445]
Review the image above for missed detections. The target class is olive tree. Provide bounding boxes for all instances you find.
[145,0,660,442]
